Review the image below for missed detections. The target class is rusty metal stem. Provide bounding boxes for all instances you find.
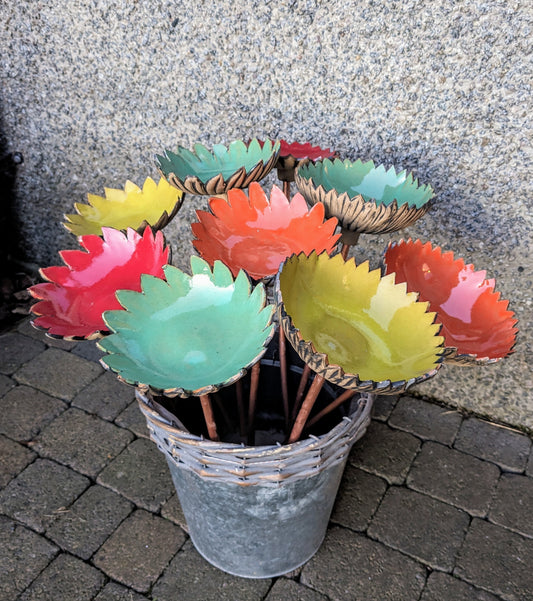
[279,326,290,430]
[235,380,246,437]
[341,244,350,260]
[288,374,326,444]
[283,180,291,199]
[199,394,219,441]
[247,362,261,445]
[292,364,312,421]
[306,389,355,429]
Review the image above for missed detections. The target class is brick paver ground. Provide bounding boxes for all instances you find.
[1,319,532,600]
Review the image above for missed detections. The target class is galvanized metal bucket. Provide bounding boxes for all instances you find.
[136,385,373,578]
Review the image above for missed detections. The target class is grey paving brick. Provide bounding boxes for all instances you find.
[0,458,89,532]
[455,518,533,601]
[33,407,133,478]
[0,384,66,441]
[17,318,78,350]
[14,347,102,400]
[0,515,58,600]
[369,486,470,571]
[0,331,45,375]
[151,539,272,601]
[527,448,533,477]
[350,421,420,484]
[161,493,189,532]
[331,463,387,531]
[389,395,463,444]
[0,434,36,488]
[264,578,329,601]
[407,441,500,517]
[18,552,105,601]
[489,473,533,538]
[93,509,186,593]
[94,582,149,601]
[72,371,135,420]
[371,394,398,421]
[421,571,502,601]
[46,484,133,559]
[71,339,105,362]
[114,401,150,438]
[301,526,426,601]
[0,372,15,396]
[454,417,531,472]
[97,438,174,512]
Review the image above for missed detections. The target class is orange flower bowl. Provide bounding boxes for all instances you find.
[192,182,340,280]
[384,239,518,364]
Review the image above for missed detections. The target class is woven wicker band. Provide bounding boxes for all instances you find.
[137,389,374,486]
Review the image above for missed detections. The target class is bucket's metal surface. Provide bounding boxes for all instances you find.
[166,453,348,578]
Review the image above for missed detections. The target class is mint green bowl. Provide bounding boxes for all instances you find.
[156,139,280,196]
[98,258,275,397]
[295,158,434,238]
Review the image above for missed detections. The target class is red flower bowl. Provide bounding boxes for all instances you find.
[29,227,170,340]
[192,182,340,280]
[384,239,518,363]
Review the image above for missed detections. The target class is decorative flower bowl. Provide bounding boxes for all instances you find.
[63,177,184,237]
[295,158,434,241]
[98,258,275,397]
[273,140,337,182]
[276,252,444,393]
[156,138,280,196]
[29,227,169,340]
[192,182,340,280]
[384,239,518,364]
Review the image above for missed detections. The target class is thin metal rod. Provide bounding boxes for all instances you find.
[213,392,233,433]
[283,180,291,199]
[279,326,290,430]
[199,394,219,441]
[247,362,261,445]
[292,364,312,421]
[306,388,355,429]
[288,374,326,443]
[236,379,246,437]
[341,244,350,260]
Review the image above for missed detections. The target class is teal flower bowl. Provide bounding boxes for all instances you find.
[156,138,280,196]
[98,258,275,397]
[295,158,434,239]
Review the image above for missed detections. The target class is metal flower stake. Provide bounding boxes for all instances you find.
[29,136,518,578]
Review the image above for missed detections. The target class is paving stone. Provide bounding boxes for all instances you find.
[455,518,533,601]
[151,539,272,601]
[421,571,502,601]
[93,509,186,593]
[72,371,135,421]
[114,401,150,438]
[331,463,387,531]
[301,526,426,601]
[94,582,149,601]
[407,441,500,517]
[0,515,58,600]
[454,417,531,472]
[263,578,329,601]
[71,339,105,362]
[526,448,533,477]
[14,347,102,400]
[18,552,105,601]
[97,438,174,512]
[0,434,36,488]
[371,394,398,421]
[17,318,78,350]
[350,421,420,484]
[0,331,45,375]
[0,458,89,532]
[488,473,533,538]
[389,395,463,445]
[46,484,133,559]
[34,408,134,478]
[0,384,66,441]
[368,486,470,571]
[161,493,189,532]
[0,372,15,396]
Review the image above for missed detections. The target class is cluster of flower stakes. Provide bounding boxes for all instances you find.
[30,138,518,445]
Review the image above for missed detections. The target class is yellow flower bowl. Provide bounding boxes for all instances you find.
[276,252,444,394]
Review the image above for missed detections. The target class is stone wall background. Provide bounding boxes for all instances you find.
[1,0,531,427]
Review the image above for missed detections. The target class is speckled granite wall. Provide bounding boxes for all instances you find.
[1,1,531,427]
